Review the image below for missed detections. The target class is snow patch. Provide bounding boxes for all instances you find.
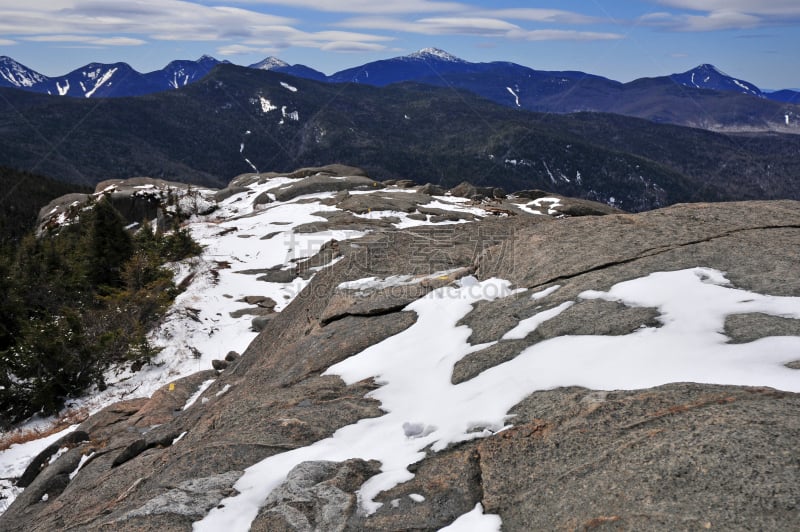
[439,503,502,531]
[733,79,756,94]
[502,301,574,340]
[56,79,70,96]
[47,446,69,466]
[280,81,298,92]
[183,379,216,410]
[281,106,299,121]
[506,86,520,107]
[85,67,117,98]
[0,425,78,512]
[69,452,96,480]
[532,285,560,300]
[518,197,562,216]
[259,97,277,113]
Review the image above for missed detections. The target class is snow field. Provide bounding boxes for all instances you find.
[195,267,800,531]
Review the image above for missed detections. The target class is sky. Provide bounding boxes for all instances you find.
[0,0,798,89]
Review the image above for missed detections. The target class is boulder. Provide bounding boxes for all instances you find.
[271,174,383,202]
[417,183,446,196]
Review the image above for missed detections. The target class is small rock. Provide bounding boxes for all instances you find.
[252,315,275,332]
[225,351,240,362]
[243,296,277,309]
[418,183,445,196]
[256,269,297,284]
[112,439,148,468]
[253,191,273,207]
[211,359,229,371]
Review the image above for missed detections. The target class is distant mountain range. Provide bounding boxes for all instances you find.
[0,55,224,98]
[2,64,799,212]
[1,49,798,121]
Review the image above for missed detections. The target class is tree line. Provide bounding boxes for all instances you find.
[0,196,201,427]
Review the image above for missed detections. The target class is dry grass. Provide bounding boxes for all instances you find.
[0,407,90,451]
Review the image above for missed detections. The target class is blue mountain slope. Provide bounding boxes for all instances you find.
[669,64,762,97]
[0,56,224,97]
[249,56,327,82]
[328,48,477,86]
[765,89,800,104]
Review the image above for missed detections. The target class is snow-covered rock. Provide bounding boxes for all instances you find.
[3,167,799,531]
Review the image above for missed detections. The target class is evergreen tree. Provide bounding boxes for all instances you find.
[87,197,133,287]
[0,198,202,427]
[0,250,20,353]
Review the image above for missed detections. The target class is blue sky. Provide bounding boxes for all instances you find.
[1,0,798,89]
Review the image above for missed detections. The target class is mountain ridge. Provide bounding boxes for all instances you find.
[2,49,798,115]
[0,55,225,98]
[1,63,800,212]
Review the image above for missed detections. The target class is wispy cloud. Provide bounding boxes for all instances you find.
[0,0,623,58]
[23,35,147,46]
[642,0,800,31]
[510,29,623,41]
[224,0,467,15]
[339,15,623,41]
[641,10,761,31]
[216,27,393,57]
[0,1,294,41]
[654,0,800,16]
[0,0,400,55]
[320,41,387,52]
[473,8,603,25]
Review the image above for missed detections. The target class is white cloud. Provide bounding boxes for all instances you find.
[91,37,148,46]
[320,41,386,52]
[0,1,622,58]
[472,8,602,25]
[227,0,466,15]
[0,1,295,40]
[216,44,279,56]
[340,16,623,41]
[0,1,399,55]
[654,1,800,16]
[642,10,763,31]
[218,26,392,56]
[643,0,800,31]
[414,17,521,35]
[510,29,624,41]
[0,38,16,45]
[341,16,519,35]
[23,34,146,46]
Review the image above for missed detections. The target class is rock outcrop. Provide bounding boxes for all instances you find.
[7,167,800,531]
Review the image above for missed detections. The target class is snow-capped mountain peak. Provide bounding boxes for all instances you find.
[407,47,466,63]
[695,63,726,76]
[0,56,48,88]
[249,56,290,70]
